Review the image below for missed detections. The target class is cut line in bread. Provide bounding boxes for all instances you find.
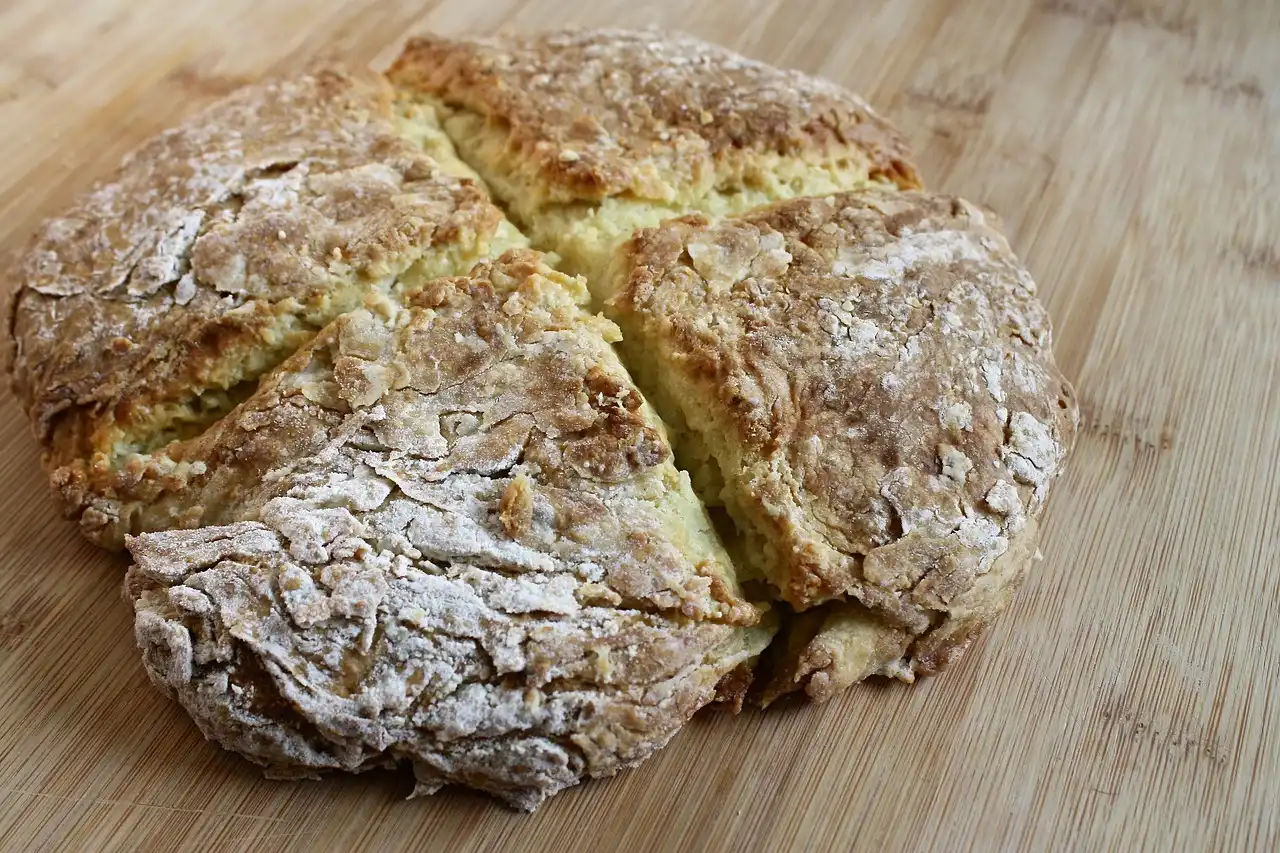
[387,28,921,295]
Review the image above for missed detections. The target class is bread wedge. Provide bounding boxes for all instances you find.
[9,67,526,547]
[605,190,1077,697]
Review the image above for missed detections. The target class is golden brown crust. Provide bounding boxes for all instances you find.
[609,189,1078,687]
[388,28,921,208]
[8,65,513,538]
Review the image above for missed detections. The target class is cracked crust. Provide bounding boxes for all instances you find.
[607,190,1078,696]
[7,65,525,546]
[123,250,773,809]
[110,250,764,625]
[387,28,921,288]
[126,520,770,812]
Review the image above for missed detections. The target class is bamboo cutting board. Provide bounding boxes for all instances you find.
[1,0,1276,850]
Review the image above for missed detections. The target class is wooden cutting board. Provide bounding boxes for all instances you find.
[1,0,1276,850]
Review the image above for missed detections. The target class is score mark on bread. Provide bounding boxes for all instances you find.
[387,28,921,292]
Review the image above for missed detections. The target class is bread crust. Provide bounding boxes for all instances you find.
[127,516,766,812]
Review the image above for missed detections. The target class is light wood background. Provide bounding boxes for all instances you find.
[1,0,1277,850]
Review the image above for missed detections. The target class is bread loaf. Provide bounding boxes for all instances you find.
[6,28,1077,809]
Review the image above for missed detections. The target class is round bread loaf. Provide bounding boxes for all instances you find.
[5,28,1076,809]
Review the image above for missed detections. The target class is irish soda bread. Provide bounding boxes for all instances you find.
[5,28,1077,809]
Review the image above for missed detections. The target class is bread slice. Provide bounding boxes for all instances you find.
[605,190,1077,697]
[387,29,921,297]
[124,250,773,810]
[8,66,526,548]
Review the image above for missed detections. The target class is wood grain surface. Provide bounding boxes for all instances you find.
[1,0,1277,850]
